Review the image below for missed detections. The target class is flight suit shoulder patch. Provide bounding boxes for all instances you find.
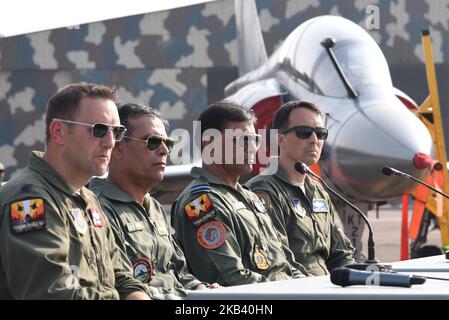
[196,220,226,249]
[10,198,46,234]
[255,192,271,211]
[184,193,217,227]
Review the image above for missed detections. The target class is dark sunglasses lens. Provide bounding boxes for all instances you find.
[315,128,328,140]
[147,136,174,151]
[165,139,174,152]
[295,126,313,139]
[113,127,126,141]
[92,123,109,138]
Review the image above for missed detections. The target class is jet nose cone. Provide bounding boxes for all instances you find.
[327,102,433,201]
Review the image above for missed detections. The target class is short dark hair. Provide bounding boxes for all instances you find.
[273,100,323,132]
[198,100,257,137]
[45,82,117,142]
[118,103,168,136]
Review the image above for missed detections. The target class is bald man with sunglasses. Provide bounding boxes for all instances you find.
[90,103,217,299]
[0,83,149,299]
[246,100,355,276]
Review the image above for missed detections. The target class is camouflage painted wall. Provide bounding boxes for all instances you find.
[1,0,448,179]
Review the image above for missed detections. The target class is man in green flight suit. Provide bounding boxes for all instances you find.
[90,103,218,299]
[171,100,309,286]
[0,83,150,299]
[246,100,355,276]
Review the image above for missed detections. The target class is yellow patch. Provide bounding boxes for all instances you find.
[10,199,46,234]
[184,194,214,221]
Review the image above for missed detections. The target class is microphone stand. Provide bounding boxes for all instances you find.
[295,162,391,272]
[382,166,449,199]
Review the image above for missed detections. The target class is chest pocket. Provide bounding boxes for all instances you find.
[154,219,169,237]
[286,199,315,240]
[235,207,261,234]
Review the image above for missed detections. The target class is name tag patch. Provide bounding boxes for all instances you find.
[313,199,328,212]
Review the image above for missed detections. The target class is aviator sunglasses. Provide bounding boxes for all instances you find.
[53,118,127,141]
[124,135,175,152]
[233,133,263,149]
[281,125,328,140]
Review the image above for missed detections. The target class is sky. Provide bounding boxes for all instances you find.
[0,0,217,38]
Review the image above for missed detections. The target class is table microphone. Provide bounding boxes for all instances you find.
[382,166,449,199]
[330,267,426,287]
[295,162,390,271]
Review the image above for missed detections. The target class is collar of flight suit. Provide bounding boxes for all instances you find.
[90,177,149,204]
[190,166,245,189]
[29,150,80,196]
[265,157,319,200]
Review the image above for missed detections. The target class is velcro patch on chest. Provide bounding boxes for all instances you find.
[312,198,328,212]
[196,220,226,249]
[184,194,216,226]
[10,198,46,234]
[69,208,88,234]
[87,208,104,227]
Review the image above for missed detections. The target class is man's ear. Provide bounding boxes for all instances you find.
[112,141,124,160]
[48,120,65,145]
[278,132,286,150]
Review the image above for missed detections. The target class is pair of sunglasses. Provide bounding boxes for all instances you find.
[281,125,328,140]
[234,133,263,149]
[124,135,175,152]
[53,118,127,141]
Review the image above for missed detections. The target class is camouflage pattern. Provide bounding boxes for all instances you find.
[1,0,448,180]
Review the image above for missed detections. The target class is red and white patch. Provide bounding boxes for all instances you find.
[197,220,226,249]
[88,208,104,227]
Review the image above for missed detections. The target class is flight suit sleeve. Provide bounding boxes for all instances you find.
[326,201,356,270]
[0,195,117,299]
[174,193,270,285]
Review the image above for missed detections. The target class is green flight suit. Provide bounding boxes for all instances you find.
[171,167,308,286]
[0,151,147,299]
[90,177,204,300]
[246,160,355,276]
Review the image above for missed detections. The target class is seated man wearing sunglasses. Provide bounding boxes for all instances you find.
[171,100,308,286]
[0,83,149,299]
[246,100,355,276]
[90,103,217,299]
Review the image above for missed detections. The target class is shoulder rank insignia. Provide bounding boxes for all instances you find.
[69,208,88,234]
[10,198,46,234]
[184,194,216,227]
[88,208,104,227]
[132,257,153,283]
[197,220,226,249]
[255,192,271,211]
[312,198,328,212]
[253,245,270,270]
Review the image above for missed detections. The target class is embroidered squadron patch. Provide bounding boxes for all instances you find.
[292,198,306,217]
[312,198,328,212]
[88,208,104,227]
[69,208,88,234]
[132,257,153,283]
[10,199,46,234]
[253,245,270,270]
[184,194,217,227]
[197,220,226,249]
[255,192,271,211]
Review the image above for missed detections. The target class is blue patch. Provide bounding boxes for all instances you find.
[312,199,328,213]
[292,198,300,207]
[20,184,33,193]
[191,184,211,193]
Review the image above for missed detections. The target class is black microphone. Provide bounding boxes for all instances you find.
[382,166,449,199]
[295,162,389,271]
[330,267,426,288]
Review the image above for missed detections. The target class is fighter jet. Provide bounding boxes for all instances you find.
[225,0,434,202]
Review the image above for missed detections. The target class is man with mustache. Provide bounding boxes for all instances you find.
[247,100,355,276]
[90,103,217,299]
[171,100,308,285]
[0,83,149,299]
